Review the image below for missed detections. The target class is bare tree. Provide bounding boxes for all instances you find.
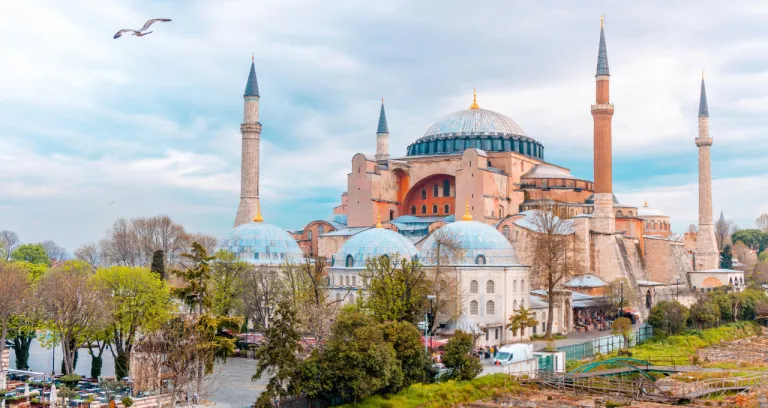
[0,230,20,261]
[74,243,100,267]
[188,233,218,257]
[240,266,282,331]
[714,211,737,250]
[527,204,583,339]
[421,228,464,329]
[0,263,33,389]
[757,214,768,233]
[99,216,192,269]
[37,262,111,374]
[686,224,698,234]
[40,240,68,263]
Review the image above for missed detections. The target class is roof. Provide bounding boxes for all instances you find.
[377,101,389,134]
[439,313,482,335]
[636,280,665,287]
[322,227,371,237]
[419,220,522,266]
[219,221,302,265]
[513,210,575,234]
[564,274,608,288]
[699,78,709,118]
[244,61,259,97]
[423,108,527,138]
[690,269,744,274]
[333,227,418,268]
[522,164,577,180]
[596,24,610,77]
[529,296,549,309]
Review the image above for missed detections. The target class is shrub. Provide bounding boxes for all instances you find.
[121,396,134,407]
[648,300,689,335]
[442,331,482,381]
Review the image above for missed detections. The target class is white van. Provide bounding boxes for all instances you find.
[493,344,533,365]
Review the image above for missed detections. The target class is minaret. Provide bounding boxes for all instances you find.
[591,16,616,234]
[375,98,390,163]
[234,56,262,227]
[694,72,719,270]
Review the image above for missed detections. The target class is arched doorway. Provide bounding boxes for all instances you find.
[645,290,652,310]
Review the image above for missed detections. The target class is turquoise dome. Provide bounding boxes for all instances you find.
[333,227,418,268]
[420,220,520,266]
[219,221,303,265]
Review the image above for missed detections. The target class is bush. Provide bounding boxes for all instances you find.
[648,300,689,335]
[442,331,482,381]
[121,396,134,407]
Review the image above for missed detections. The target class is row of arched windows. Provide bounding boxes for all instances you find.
[411,204,451,215]
[729,276,744,286]
[336,274,366,288]
[335,292,356,304]
[469,279,495,294]
[644,220,670,231]
[469,300,495,315]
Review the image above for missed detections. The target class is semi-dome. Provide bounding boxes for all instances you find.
[333,226,419,268]
[420,214,520,266]
[219,214,303,265]
[405,94,543,159]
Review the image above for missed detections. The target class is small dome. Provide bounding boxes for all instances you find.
[420,220,520,266]
[219,221,303,265]
[637,200,666,217]
[522,164,577,180]
[333,227,418,268]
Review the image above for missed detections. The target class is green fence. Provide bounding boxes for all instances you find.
[558,323,653,361]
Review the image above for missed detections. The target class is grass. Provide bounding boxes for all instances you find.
[531,334,567,340]
[339,374,523,408]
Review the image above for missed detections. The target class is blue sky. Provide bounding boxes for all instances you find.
[2,0,768,253]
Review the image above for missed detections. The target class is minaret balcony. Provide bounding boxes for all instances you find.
[695,137,712,147]
[590,104,614,115]
[240,123,262,133]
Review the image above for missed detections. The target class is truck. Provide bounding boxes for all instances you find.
[492,343,533,366]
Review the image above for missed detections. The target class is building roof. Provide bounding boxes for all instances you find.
[699,77,709,118]
[244,61,259,97]
[596,20,610,77]
[333,227,418,268]
[521,164,577,180]
[219,220,302,265]
[513,210,575,235]
[420,220,522,266]
[377,100,389,134]
[636,280,665,287]
[529,296,549,309]
[637,200,667,217]
[322,227,371,237]
[439,313,482,335]
[690,269,744,274]
[564,274,608,288]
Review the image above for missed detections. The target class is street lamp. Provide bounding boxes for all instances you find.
[618,281,624,320]
[675,278,681,302]
[426,295,436,356]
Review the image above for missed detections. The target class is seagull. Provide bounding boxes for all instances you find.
[113,18,171,39]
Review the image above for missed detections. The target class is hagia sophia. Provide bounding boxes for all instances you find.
[219,19,743,345]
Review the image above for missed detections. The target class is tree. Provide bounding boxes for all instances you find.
[526,205,583,339]
[37,261,111,374]
[507,306,538,342]
[732,229,766,251]
[648,300,689,336]
[379,320,430,388]
[240,265,282,331]
[7,261,48,371]
[611,317,633,349]
[11,243,51,265]
[41,240,67,263]
[686,224,698,234]
[0,262,33,388]
[360,255,430,323]
[99,216,191,269]
[210,250,249,316]
[690,300,720,328]
[0,230,20,260]
[253,300,303,407]
[720,244,734,269]
[714,212,737,250]
[442,331,482,381]
[420,228,463,332]
[757,214,768,232]
[95,266,171,379]
[150,250,165,280]
[74,243,100,268]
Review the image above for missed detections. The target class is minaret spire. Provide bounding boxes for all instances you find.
[375,98,390,163]
[596,16,610,77]
[234,57,263,227]
[698,73,709,118]
[694,72,718,270]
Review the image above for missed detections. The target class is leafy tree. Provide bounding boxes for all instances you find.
[720,244,734,269]
[379,320,430,388]
[709,290,734,322]
[690,300,720,328]
[731,229,765,251]
[0,262,33,387]
[11,244,51,266]
[172,242,214,315]
[253,300,303,407]
[211,250,249,316]
[611,317,633,349]
[150,250,165,280]
[731,288,766,321]
[6,260,47,371]
[507,306,538,342]
[360,255,430,323]
[95,266,170,379]
[648,300,689,336]
[442,331,482,381]
[759,252,768,264]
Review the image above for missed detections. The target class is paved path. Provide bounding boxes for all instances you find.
[200,357,264,408]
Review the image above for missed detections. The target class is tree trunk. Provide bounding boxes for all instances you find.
[546,294,555,339]
[12,334,33,370]
[115,352,130,379]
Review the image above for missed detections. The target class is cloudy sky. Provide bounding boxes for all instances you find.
[2,0,768,253]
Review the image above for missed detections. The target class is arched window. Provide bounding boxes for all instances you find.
[502,225,510,241]
[421,189,427,199]
[513,280,518,292]
[444,204,450,214]
[352,276,357,287]
[729,277,733,285]
[651,221,656,230]
[433,184,439,197]
[308,230,313,240]
[486,300,495,315]
[627,211,633,217]
[411,206,416,215]
[443,180,450,197]
[521,280,526,292]
[421,205,427,214]
[470,300,479,315]
[616,210,623,217]
[470,280,478,294]
[475,254,486,265]
[345,255,354,268]
[513,299,518,310]
[345,276,350,286]
[486,280,495,294]
[432,204,438,214]
[318,225,324,235]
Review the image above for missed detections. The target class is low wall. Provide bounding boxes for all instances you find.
[480,358,538,377]
[1,348,9,389]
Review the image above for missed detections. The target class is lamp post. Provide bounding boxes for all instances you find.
[675,278,681,302]
[426,295,436,356]
[618,281,624,320]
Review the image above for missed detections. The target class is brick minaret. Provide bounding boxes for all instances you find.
[694,73,719,270]
[591,16,616,234]
[375,98,389,163]
[234,56,262,227]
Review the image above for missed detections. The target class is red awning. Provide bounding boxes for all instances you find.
[622,308,641,316]
[420,337,449,348]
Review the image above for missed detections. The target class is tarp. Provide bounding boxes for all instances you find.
[420,337,448,348]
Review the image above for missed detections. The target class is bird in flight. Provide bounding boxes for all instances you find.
[114,18,171,39]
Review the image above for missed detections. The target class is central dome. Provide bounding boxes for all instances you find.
[406,106,543,159]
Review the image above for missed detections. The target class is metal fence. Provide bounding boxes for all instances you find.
[558,324,653,361]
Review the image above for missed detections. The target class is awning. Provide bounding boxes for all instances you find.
[421,337,449,348]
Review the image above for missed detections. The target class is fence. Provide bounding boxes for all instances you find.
[558,323,653,361]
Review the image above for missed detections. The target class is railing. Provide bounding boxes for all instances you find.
[558,324,653,361]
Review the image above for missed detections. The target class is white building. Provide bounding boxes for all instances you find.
[688,269,745,293]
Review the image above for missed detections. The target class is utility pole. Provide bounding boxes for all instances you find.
[618,281,624,320]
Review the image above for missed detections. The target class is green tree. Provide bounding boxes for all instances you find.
[442,331,482,381]
[611,317,633,349]
[211,250,249,316]
[7,261,47,371]
[0,262,33,386]
[731,229,765,251]
[11,244,51,266]
[172,242,214,315]
[379,320,430,388]
[720,244,734,269]
[150,250,165,280]
[253,300,303,407]
[648,300,689,336]
[690,300,719,328]
[709,290,734,322]
[360,255,430,323]
[506,306,538,342]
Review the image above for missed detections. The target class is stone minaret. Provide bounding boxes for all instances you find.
[234,56,262,227]
[375,98,390,163]
[694,73,719,270]
[591,16,616,234]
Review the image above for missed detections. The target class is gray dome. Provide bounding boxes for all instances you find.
[419,220,520,266]
[219,221,303,265]
[333,227,419,268]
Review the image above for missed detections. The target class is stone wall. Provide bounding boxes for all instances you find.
[318,235,354,260]
[644,237,691,284]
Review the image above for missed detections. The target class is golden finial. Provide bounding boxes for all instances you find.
[462,199,473,221]
[644,198,648,208]
[376,212,383,228]
[702,70,705,79]
[470,88,479,109]
[251,53,254,62]
[600,15,604,28]
[253,202,264,223]
[381,97,384,103]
